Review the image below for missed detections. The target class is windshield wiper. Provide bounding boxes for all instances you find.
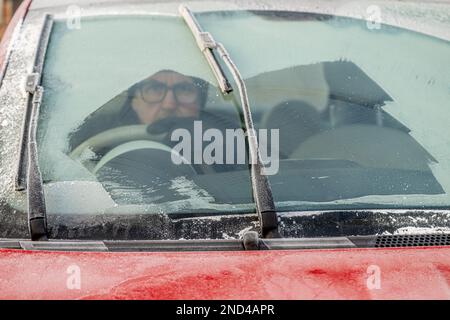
[180,5,280,238]
[26,84,48,241]
[24,15,53,241]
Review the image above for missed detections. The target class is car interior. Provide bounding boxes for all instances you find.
[61,59,444,210]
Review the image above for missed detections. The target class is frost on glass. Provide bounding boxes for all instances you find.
[199,10,450,210]
[37,15,253,216]
[37,11,450,217]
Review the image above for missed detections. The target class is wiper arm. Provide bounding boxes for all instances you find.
[26,84,48,241]
[179,6,232,94]
[23,15,53,241]
[180,5,280,238]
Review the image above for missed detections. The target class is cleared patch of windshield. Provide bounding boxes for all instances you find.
[38,11,450,220]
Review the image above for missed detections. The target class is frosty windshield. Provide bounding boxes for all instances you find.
[37,10,450,218]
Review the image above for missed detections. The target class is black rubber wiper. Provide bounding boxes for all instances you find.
[26,85,48,241]
[23,15,53,241]
[179,5,280,238]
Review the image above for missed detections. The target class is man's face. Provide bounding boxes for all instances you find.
[131,71,201,124]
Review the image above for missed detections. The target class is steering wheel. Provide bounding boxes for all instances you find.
[69,112,242,174]
[69,117,199,174]
[69,124,166,164]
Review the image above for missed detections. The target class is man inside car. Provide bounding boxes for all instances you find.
[69,69,209,150]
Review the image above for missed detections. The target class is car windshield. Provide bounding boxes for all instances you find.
[37,10,450,222]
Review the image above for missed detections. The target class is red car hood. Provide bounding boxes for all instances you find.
[1,246,450,299]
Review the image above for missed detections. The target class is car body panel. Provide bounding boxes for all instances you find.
[1,246,450,299]
[1,0,450,300]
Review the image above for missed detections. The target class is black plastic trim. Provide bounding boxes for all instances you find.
[1,234,450,252]
[20,240,107,251]
[104,240,244,252]
[0,240,22,249]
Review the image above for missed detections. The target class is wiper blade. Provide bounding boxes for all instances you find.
[179,6,233,94]
[24,15,53,241]
[180,5,280,238]
[26,85,48,241]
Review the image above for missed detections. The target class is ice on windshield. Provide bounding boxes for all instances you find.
[37,11,450,217]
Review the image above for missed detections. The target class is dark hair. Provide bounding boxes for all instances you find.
[118,72,209,125]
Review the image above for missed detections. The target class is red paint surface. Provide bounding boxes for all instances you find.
[0,0,32,71]
[1,246,450,299]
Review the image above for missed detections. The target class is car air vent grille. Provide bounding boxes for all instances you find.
[375,234,450,248]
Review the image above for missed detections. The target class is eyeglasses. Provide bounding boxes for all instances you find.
[136,79,199,104]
